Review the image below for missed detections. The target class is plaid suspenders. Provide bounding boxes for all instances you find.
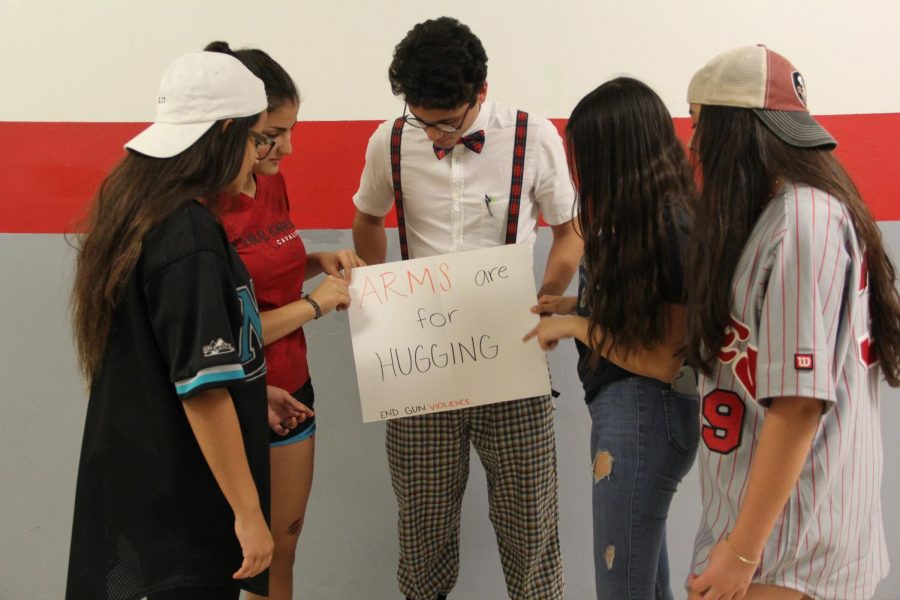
[506,110,528,245]
[389,111,529,261]
[389,117,410,261]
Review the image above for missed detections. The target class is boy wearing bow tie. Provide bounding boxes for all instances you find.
[352,16,581,600]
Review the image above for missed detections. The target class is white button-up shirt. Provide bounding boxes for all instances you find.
[353,101,575,259]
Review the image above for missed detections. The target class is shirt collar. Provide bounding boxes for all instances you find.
[461,100,491,137]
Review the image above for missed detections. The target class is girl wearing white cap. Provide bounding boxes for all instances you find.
[685,45,899,599]
[67,51,306,599]
[204,41,360,600]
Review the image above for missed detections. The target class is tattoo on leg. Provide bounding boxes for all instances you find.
[286,517,303,536]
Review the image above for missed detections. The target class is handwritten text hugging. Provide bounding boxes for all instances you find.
[356,262,510,381]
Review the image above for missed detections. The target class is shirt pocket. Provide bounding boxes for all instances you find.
[479,190,510,246]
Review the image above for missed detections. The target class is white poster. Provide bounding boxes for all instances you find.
[348,244,552,422]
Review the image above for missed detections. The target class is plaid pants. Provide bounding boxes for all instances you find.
[386,396,564,600]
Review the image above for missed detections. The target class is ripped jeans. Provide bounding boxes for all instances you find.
[588,376,699,600]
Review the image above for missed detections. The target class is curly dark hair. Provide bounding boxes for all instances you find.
[567,77,696,358]
[389,17,487,109]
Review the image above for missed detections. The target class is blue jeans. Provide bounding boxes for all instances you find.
[588,377,699,600]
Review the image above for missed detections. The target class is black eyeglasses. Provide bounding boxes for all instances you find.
[249,130,276,160]
[402,102,475,134]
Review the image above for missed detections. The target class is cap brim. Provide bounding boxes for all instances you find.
[124,120,217,158]
[752,109,837,149]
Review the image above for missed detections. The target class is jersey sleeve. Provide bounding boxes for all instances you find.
[753,189,849,406]
[143,250,248,400]
[530,118,576,226]
[352,121,395,218]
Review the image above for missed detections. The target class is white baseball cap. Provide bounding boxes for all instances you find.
[125,51,267,158]
[688,45,836,149]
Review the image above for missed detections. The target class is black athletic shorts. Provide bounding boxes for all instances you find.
[269,378,315,446]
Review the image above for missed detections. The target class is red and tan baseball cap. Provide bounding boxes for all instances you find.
[688,45,836,149]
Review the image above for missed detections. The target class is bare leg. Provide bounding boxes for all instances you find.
[687,583,811,600]
[743,584,811,600]
[247,435,315,600]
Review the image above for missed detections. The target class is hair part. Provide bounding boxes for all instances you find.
[389,17,487,109]
[71,115,259,380]
[205,41,299,110]
[566,77,696,358]
[685,105,900,385]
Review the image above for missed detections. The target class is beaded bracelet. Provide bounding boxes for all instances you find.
[302,294,322,319]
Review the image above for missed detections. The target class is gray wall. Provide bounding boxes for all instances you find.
[2,226,898,599]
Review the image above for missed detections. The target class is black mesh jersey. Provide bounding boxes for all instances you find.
[66,201,270,599]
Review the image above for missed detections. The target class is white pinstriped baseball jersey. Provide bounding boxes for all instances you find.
[691,182,888,599]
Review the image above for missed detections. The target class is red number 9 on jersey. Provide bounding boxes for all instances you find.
[702,390,745,454]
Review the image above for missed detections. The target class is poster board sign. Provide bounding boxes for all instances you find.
[348,244,551,422]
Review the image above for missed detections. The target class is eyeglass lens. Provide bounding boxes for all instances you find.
[250,132,275,160]
[404,103,471,133]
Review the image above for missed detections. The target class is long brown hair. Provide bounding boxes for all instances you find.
[566,77,696,356]
[71,115,258,380]
[685,105,900,385]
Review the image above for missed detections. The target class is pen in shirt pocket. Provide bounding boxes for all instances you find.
[484,194,497,216]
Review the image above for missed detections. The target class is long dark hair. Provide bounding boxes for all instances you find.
[685,105,900,385]
[566,77,696,356]
[204,41,299,109]
[71,115,259,380]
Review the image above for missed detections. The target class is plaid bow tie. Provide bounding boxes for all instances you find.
[433,130,485,159]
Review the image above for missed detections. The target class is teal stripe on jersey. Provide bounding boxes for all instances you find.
[175,364,245,396]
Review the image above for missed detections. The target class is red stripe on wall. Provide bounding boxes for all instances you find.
[0,114,898,233]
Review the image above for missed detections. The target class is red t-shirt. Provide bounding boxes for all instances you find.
[220,173,309,391]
